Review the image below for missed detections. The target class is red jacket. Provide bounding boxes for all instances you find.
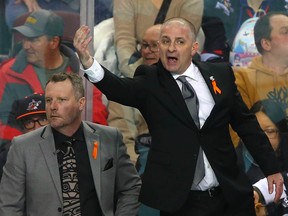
[0,45,107,144]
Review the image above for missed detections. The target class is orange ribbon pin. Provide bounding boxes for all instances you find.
[92,141,98,159]
[210,76,222,94]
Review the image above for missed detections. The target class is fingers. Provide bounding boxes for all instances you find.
[267,173,284,203]
[274,178,284,203]
[73,26,94,68]
[268,177,273,194]
[74,25,90,47]
[73,26,93,57]
[82,36,93,50]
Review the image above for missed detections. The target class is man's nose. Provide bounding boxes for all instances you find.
[22,39,32,49]
[49,100,58,110]
[168,42,176,52]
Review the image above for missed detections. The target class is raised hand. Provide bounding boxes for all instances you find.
[73,25,94,69]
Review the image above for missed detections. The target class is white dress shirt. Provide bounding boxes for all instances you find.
[83,60,219,190]
[173,63,219,190]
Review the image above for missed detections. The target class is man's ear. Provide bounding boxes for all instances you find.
[192,42,199,56]
[78,97,86,111]
[260,38,271,52]
[49,36,61,49]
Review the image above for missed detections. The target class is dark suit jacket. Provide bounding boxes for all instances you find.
[95,60,280,213]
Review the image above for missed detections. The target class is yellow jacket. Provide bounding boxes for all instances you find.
[231,56,288,146]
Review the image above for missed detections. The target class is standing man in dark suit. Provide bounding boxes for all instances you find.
[74,17,283,216]
[0,72,141,216]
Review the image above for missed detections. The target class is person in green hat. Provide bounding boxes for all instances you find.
[0,9,108,147]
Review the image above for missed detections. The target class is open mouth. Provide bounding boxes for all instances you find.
[167,56,178,63]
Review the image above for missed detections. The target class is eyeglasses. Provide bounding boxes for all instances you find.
[140,41,159,52]
[23,117,48,129]
[264,128,279,139]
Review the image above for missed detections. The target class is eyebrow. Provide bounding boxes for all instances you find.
[161,34,185,39]
[279,26,288,31]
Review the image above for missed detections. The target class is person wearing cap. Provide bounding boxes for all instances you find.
[0,9,108,147]
[0,72,141,216]
[0,93,48,181]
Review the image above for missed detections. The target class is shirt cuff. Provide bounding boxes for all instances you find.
[253,177,286,204]
[80,58,104,83]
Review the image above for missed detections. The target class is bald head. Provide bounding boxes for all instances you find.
[141,24,162,65]
[158,17,199,74]
[143,24,162,39]
[161,17,197,41]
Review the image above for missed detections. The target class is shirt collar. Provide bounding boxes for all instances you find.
[172,62,200,81]
[53,123,84,148]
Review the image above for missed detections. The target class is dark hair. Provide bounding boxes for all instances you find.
[250,99,288,133]
[254,11,288,54]
[46,72,84,100]
[47,35,62,48]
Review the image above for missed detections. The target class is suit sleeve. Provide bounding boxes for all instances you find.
[95,65,144,108]
[114,128,141,216]
[0,138,26,216]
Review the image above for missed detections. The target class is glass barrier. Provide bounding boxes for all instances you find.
[1,0,288,158]
[1,2,288,215]
[0,1,97,148]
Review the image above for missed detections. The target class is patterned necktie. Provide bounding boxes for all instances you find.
[177,76,205,186]
[62,140,81,216]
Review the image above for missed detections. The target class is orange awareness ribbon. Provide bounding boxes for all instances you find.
[92,141,98,159]
[211,79,222,94]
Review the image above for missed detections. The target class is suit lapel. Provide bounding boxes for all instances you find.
[83,122,101,201]
[157,61,227,128]
[39,123,102,206]
[193,61,225,127]
[194,61,219,103]
[157,62,197,128]
[39,125,62,202]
